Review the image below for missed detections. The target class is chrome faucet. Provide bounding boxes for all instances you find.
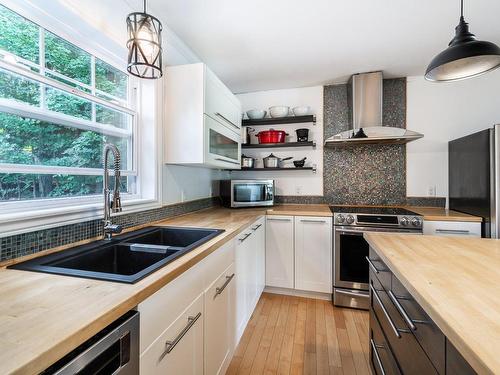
[103,143,123,240]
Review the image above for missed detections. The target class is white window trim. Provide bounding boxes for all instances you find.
[0,1,163,237]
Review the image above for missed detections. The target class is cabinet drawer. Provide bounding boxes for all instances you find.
[370,311,401,375]
[391,275,446,374]
[368,247,392,291]
[140,293,204,375]
[370,279,438,375]
[138,260,205,353]
[423,220,481,237]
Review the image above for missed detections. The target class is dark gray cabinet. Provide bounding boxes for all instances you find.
[368,247,476,375]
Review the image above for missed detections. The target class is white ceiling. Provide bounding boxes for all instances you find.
[147,0,500,93]
[56,0,500,93]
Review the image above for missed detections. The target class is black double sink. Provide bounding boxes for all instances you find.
[9,226,224,283]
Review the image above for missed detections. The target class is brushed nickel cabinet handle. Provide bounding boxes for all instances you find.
[215,158,240,165]
[435,229,470,234]
[366,256,380,274]
[214,273,235,299]
[251,224,262,231]
[300,219,326,223]
[388,290,417,331]
[267,217,291,222]
[163,312,202,356]
[215,112,239,129]
[238,233,252,242]
[370,339,387,375]
[370,284,403,339]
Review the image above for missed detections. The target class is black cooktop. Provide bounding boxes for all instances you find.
[330,206,419,216]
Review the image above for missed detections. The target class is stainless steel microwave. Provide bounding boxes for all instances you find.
[220,180,274,208]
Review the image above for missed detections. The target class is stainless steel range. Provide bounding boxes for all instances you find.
[331,206,423,310]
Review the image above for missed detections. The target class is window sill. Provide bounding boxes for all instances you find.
[0,198,162,238]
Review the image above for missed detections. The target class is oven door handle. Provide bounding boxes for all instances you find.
[336,228,365,235]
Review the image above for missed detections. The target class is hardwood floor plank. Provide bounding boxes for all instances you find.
[277,298,298,375]
[290,298,307,375]
[264,295,291,375]
[343,309,369,375]
[315,300,329,375]
[228,293,370,375]
[251,295,284,375]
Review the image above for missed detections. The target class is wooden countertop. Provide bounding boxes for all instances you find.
[0,207,266,375]
[405,206,482,222]
[364,233,500,374]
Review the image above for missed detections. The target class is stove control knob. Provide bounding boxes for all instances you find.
[411,217,422,227]
[346,215,355,224]
[400,217,409,226]
[336,214,345,224]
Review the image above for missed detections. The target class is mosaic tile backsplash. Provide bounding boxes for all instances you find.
[323,78,411,205]
[0,197,219,262]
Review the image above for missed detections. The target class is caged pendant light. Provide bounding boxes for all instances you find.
[126,0,163,79]
[425,0,500,82]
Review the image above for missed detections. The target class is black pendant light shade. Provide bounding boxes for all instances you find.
[126,0,163,79]
[425,1,500,82]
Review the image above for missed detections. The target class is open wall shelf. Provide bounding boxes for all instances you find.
[227,166,317,173]
[242,141,316,149]
[242,115,316,127]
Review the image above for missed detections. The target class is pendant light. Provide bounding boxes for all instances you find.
[126,0,163,79]
[425,0,500,82]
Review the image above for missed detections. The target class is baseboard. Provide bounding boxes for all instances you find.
[264,286,332,301]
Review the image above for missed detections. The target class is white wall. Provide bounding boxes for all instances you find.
[406,70,500,201]
[233,86,324,196]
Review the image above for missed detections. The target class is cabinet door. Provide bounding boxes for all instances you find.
[205,263,235,375]
[235,227,252,342]
[251,218,266,297]
[140,293,203,375]
[205,67,242,132]
[266,216,294,289]
[294,216,332,293]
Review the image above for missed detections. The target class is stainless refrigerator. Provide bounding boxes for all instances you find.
[449,124,499,238]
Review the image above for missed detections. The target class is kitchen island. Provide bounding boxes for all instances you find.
[364,233,500,374]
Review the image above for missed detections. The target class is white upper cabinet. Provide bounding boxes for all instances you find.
[294,216,332,293]
[265,216,295,289]
[164,63,242,169]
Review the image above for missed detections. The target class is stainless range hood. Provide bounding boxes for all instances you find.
[324,71,423,146]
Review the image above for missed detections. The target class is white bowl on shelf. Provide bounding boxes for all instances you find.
[269,106,290,118]
[292,106,311,116]
[246,109,267,120]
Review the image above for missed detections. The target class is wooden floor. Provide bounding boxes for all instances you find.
[226,292,370,375]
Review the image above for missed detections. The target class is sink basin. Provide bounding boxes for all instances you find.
[9,226,224,283]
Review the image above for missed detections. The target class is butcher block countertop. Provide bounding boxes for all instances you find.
[406,206,482,222]
[0,207,267,375]
[364,233,500,374]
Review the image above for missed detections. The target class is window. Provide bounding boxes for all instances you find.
[0,4,138,206]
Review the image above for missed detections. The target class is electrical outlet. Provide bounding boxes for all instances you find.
[428,185,436,197]
[296,186,302,195]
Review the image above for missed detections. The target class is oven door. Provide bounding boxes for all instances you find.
[231,180,274,207]
[334,226,419,290]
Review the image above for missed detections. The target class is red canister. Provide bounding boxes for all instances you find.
[255,129,288,144]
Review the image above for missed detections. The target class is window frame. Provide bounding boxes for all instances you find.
[0,1,162,236]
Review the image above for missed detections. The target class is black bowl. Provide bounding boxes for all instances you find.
[293,160,305,168]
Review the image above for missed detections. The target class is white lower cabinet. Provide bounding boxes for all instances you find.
[294,216,332,293]
[423,220,481,237]
[235,217,266,344]
[204,263,235,375]
[140,293,204,375]
[265,216,294,289]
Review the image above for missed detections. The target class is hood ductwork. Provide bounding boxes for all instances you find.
[324,71,423,146]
